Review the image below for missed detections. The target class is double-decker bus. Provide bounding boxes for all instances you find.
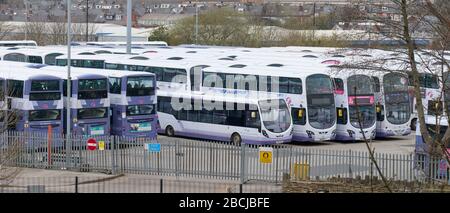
[408,72,441,130]
[329,68,377,141]
[415,114,449,181]
[0,63,63,134]
[76,68,158,138]
[11,63,111,136]
[157,90,293,145]
[370,71,412,137]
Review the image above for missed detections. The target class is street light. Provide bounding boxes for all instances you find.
[25,0,28,40]
[66,0,72,168]
[127,0,132,54]
[195,1,198,45]
[86,0,89,42]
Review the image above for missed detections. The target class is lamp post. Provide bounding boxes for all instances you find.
[195,1,198,45]
[127,0,132,54]
[66,0,72,168]
[86,0,89,42]
[25,0,28,40]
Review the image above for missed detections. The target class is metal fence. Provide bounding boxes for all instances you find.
[0,131,448,184]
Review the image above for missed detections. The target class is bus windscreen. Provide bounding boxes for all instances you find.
[29,109,61,121]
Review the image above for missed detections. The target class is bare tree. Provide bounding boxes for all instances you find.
[71,23,97,42]
[20,20,48,45]
[0,22,14,40]
[0,86,23,184]
[48,21,68,45]
[342,0,450,176]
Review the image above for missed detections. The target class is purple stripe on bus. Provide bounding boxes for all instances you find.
[375,131,395,138]
[292,134,314,142]
[334,133,355,141]
[161,129,291,145]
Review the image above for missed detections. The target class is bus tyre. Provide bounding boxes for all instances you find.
[231,133,242,146]
[410,119,417,131]
[165,126,175,137]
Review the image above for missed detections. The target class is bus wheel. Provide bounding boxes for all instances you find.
[165,126,175,137]
[410,118,417,131]
[231,133,242,146]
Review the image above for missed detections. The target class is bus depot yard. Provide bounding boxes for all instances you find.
[0,42,448,193]
[156,134,416,154]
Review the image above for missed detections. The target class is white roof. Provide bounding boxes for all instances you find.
[0,62,62,81]
[158,90,283,104]
[66,67,155,79]
[0,61,107,80]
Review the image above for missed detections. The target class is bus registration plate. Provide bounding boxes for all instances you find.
[90,126,105,135]
[131,122,152,132]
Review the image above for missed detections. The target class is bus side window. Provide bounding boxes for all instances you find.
[291,107,306,125]
[178,109,187,120]
[336,107,347,124]
[245,106,260,129]
[376,104,384,121]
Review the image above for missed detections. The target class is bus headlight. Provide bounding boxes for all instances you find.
[262,130,269,138]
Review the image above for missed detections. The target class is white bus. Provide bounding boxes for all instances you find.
[201,64,336,142]
[0,48,65,65]
[86,41,168,47]
[0,40,37,47]
[157,90,293,145]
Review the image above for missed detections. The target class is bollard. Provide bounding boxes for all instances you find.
[75,176,78,193]
[160,179,163,193]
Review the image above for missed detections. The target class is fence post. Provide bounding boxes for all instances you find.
[275,146,279,184]
[348,149,352,178]
[111,136,117,175]
[175,141,179,178]
[160,179,163,193]
[240,143,245,184]
[65,133,71,170]
[75,176,78,193]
